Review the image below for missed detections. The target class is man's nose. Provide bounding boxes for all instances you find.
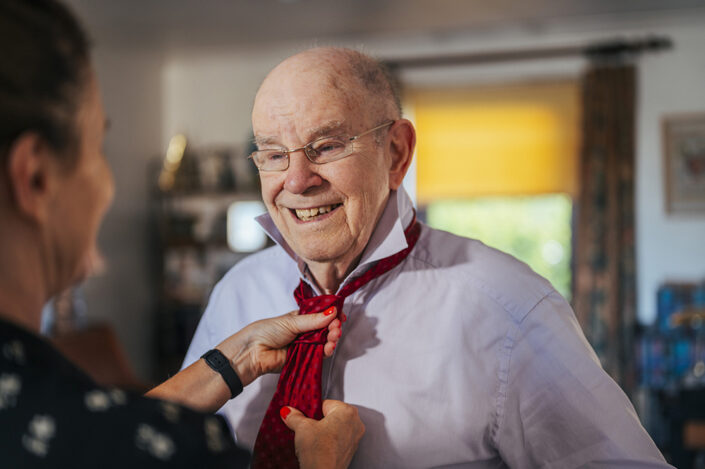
[283,149,323,194]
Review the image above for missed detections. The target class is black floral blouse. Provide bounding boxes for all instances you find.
[0,317,250,468]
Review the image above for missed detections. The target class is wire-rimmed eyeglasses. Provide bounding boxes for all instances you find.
[249,120,395,172]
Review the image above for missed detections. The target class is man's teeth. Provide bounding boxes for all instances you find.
[295,204,337,221]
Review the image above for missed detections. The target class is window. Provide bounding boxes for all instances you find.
[425,195,573,298]
[409,80,579,298]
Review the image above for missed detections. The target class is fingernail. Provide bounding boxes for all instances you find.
[280,407,291,419]
[324,306,336,316]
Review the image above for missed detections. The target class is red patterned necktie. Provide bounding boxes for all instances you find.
[252,216,421,469]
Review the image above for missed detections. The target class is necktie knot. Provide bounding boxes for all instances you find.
[295,293,341,313]
[293,295,344,345]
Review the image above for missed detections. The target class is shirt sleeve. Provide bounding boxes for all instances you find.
[181,280,225,370]
[494,290,672,469]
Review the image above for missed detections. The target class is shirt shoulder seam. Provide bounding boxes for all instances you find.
[490,290,554,449]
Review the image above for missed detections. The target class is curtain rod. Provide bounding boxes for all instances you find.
[383,36,672,69]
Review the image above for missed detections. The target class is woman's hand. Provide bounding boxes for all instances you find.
[282,399,365,469]
[217,308,343,387]
[145,308,342,412]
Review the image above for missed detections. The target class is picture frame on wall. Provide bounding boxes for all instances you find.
[662,113,705,214]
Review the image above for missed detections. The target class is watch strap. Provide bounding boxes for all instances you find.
[200,349,243,399]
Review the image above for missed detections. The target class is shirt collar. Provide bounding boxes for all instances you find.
[255,186,416,291]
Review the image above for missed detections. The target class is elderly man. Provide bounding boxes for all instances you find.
[183,47,670,468]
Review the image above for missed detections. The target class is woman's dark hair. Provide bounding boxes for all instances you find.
[0,0,90,163]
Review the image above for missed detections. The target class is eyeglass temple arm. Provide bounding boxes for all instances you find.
[349,120,395,141]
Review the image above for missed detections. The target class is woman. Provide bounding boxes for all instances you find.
[0,0,363,467]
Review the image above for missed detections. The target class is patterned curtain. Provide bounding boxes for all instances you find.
[573,63,637,392]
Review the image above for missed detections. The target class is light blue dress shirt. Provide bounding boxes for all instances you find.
[183,188,671,468]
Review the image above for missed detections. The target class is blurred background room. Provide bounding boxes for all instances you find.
[43,0,705,466]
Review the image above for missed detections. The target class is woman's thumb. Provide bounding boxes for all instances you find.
[280,406,307,431]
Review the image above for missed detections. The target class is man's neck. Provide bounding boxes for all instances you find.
[306,254,363,295]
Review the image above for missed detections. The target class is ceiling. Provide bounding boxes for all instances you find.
[66,0,705,48]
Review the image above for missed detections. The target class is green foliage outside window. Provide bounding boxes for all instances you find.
[425,194,573,300]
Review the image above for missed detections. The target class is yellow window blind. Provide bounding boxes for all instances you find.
[409,80,579,203]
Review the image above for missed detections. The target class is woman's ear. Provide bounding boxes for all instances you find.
[386,119,416,190]
[6,132,56,224]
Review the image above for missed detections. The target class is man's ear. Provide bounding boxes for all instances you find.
[386,119,416,190]
[6,132,56,224]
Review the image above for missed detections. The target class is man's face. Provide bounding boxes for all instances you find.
[252,61,393,272]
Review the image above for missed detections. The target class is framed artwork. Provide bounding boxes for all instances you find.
[662,113,705,214]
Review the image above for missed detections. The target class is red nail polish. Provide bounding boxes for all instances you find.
[324,306,336,316]
[341,314,347,323]
[280,407,291,419]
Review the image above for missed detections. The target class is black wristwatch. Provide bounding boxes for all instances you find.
[200,349,243,399]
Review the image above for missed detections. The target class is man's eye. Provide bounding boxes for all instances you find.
[266,152,286,161]
[313,139,346,154]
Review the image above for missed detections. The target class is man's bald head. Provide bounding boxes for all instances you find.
[255,47,401,130]
[330,48,401,121]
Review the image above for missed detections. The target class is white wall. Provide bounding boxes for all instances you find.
[162,17,705,325]
[163,48,291,149]
[637,24,705,323]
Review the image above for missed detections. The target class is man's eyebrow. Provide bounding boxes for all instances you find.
[305,121,346,141]
[253,121,348,148]
[253,136,280,147]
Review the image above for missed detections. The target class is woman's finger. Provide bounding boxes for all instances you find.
[283,307,337,336]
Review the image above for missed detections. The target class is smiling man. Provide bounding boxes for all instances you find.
[251,50,410,295]
[182,47,670,468]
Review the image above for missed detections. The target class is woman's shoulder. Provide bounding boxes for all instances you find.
[0,347,249,467]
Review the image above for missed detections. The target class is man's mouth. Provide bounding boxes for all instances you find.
[293,204,342,222]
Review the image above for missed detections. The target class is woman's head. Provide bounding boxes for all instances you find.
[0,0,91,164]
[0,0,114,309]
